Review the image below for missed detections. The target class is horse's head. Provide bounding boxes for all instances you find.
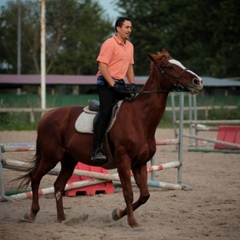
[146,49,203,94]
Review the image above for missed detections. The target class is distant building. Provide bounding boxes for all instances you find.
[0,74,239,96]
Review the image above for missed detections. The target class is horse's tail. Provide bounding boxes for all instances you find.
[13,141,41,190]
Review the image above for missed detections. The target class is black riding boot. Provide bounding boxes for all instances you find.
[91,116,107,162]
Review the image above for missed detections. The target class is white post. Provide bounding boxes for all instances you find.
[0,146,15,202]
[17,0,21,75]
[177,93,184,184]
[41,0,46,110]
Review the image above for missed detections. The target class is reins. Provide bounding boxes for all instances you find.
[128,88,187,95]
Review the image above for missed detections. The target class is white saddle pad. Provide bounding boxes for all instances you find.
[75,101,124,134]
[75,106,96,133]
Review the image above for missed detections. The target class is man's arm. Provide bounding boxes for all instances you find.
[126,64,135,84]
[98,62,115,87]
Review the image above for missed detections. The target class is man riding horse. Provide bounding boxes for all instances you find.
[91,17,137,162]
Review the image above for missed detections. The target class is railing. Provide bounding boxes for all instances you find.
[0,105,238,123]
[0,108,51,122]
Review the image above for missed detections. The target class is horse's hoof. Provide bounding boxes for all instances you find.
[57,217,66,223]
[19,213,34,223]
[133,226,145,232]
[57,215,66,223]
[112,209,120,221]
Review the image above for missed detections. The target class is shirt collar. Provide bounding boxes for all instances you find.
[113,34,126,45]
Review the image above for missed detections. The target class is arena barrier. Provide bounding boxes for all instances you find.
[172,93,240,153]
[182,121,240,153]
[0,93,189,202]
[183,132,240,149]
[2,159,182,201]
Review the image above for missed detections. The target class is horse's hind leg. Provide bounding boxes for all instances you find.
[53,155,77,222]
[25,157,58,222]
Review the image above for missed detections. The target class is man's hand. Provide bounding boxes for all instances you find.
[113,81,127,93]
[129,83,137,93]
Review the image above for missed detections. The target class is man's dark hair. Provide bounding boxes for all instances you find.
[115,17,131,32]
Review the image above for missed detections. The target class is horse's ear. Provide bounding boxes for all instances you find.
[161,48,169,54]
[146,52,155,61]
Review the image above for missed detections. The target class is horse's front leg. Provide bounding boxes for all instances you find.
[112,163,150,228]
[112,160,139,228]
[131,164,150,210]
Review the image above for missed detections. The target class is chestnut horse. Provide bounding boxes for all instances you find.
[17,49,203,228]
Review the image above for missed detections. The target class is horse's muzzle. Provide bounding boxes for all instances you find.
[192,78,203,86]
[192,77,203,91]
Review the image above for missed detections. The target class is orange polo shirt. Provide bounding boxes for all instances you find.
[96,35,134,80]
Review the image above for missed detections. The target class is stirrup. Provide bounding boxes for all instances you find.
[91,148,107,163]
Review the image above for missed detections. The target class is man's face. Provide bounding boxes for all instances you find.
[117,20,132,39]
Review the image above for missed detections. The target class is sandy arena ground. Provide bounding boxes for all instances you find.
[0,129,239,240]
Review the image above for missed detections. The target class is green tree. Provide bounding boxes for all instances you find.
[115,0,240,78]
[0,0,113,75]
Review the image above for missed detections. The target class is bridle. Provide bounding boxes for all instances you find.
[136,58,188,94]
[157,58,187,92]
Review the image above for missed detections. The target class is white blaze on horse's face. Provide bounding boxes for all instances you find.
[169,59,203,93]
[169,59,186,69]
[169,59,201,79]
[169,59,200,78]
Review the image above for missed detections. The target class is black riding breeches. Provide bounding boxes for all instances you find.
[93,81,129,150]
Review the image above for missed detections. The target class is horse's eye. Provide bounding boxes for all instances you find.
[167,66,173,70]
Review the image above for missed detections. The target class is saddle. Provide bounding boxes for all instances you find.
[75,99,123,134]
